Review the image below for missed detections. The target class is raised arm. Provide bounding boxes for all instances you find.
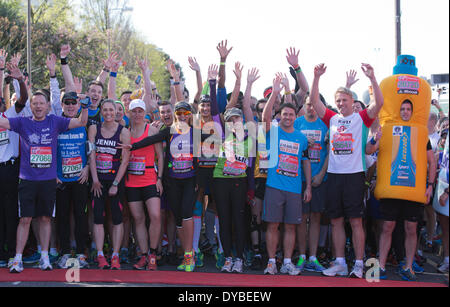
[46,53,62,114]
[362,63,384,120]
[68,96,89,129]
[286,47,309,95]
[243,68,260,124]
[188,56,202,106]
[0,49,6,103]
[310,64,328,119]
[108,57,122,101]
[345,69,359,89]
[277,72,292,104]
[262,75,282,132]
[226,62,243,110]
[60,45,76,93]
[97,52,118,85]
[208,64,220,117]
[6,62,28,114]
[167,59,184,103]
[138,58,157,113]
[217,40,233,89]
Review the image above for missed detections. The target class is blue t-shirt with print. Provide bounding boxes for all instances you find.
[266,125,309,194]
[294,116,329,181]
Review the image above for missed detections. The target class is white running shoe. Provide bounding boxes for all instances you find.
[232,258,243,273]
[221,257,233,273]
[349,263,364,279]
[9,259,23,273]
[57,254,72,269]
[280,262,301,276]
[322,262,348,277]
[39,257,53,271]
[438,262,449,274]
[264,261,278,275]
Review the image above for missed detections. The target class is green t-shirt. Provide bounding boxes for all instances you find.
[213,133,253,179]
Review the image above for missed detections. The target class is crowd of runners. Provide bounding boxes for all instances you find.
[0,41,448,283]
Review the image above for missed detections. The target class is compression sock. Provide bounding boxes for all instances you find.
[215,216,224,253]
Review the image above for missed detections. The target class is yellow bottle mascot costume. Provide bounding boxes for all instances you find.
[375,55,431,204]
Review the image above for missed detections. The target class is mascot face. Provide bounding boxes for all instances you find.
[400,101,413,122]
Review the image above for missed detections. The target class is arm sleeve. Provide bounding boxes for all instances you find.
[321,108,336,128]
[210,79,219,116]
[360,109,375,128]
[50,78,62,116]
[246,157,255,191]
[217,87,228,114]
[131,127,170,151]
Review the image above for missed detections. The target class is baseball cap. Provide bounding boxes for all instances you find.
[129,99,146,112]
[174,101,192,112]
[224,107,243,121]
[62,92,78,102]
[200,95,211,103]
[263,87,273,99]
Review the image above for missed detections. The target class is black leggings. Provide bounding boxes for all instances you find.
[93,180,124,226]
[56,182,89,255]
[167,176,197,228]
[213,177,247,259]
[0,162,19,260]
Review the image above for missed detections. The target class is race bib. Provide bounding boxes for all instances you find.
[172,153,193,173]
[308,143,322,163]
[223,158,247,176]
[277,154,299,177]
[332,133,354,155]
[30,147,52,168]
[128,155,146,176]
[0,129,9,146]
[258,151,269,174]
[62,156,83,178]
[96,153,113,173]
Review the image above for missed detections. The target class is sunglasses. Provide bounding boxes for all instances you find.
[175,110,191,116]
[63,100,78,106]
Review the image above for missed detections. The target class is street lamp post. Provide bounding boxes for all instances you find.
[27,0,32,86]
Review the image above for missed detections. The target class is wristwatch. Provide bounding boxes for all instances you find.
[112,180,119,187]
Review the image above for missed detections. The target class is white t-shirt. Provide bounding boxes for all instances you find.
[429,131,440,152]
[0,107,23,162]
[322,108,375,174]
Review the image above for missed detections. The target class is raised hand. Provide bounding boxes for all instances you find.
[247,68,260,85]
[217,40,233,61]
[10,52,21,67]
[233,62,243,81]
[167,59,180,81]
[272,74,283,93]
[208,64,219,81]
[188,57,200,72]
[314,64,327,78]
[276,72,290,90]
[286,47,300,68]
[361,63,375,80]
[346,69,359,88]
[103,51,119,70]
[74,77,83,94]
[46,54,57,75]
[138,58,153,77]
[6,62,24,81]
[0,49,8,69]
[60,44,71,59]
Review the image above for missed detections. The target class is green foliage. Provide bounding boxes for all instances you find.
[0,0,172,99]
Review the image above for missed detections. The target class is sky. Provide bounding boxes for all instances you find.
[90,0,450,106]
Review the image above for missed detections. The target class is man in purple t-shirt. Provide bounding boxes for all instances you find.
[0,91,88,273]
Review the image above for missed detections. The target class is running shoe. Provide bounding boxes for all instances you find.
[57,254,72,269]
[244,249,254,267]
[23,252,41,264]
[251,254,264,271]
[89,249,97,264]
[296,257,306,271]
[232,258,244,273]
[264,261,278,275]
[349,263,364,279]
[184,252,195,272]
[49,252,59,264]
[304,259,326,272]
[398,267,417,281]
[9,259,23,273]
[280,262,301,276]
[156,252,165,266]
[7,258,14,268]
[215,251,225,269]
[148,254,158,271]
[0,259,7,268]
[200,239,212,253]
[322,262,348,277]
[412,261,425,274]
[195,250,204,268]
[119,248,130,264]
[438,262,449,274]
[221,257,233,273]
[134,255,148,270]
[97,255,110,269]
[111,255,121,270]
[177,258,186,271]
[39,257,53,271]
[76,254,89,269]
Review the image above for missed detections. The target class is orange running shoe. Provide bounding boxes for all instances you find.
[111,255,121,270]
[134,255,148,270]
[147,254,157,271]
[97,255,110,270]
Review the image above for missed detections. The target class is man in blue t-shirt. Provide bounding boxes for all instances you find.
[294,97,329,273]
[261,75,312,276]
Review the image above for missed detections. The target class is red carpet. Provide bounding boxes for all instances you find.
[0,269,446,287]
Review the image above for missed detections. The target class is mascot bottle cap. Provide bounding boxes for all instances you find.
[393,55,418,76]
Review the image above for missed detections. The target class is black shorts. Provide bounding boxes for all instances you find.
[18,179,56,218]
[380,199,424,223]
[197,167,214,192]
[255,178,267,200]
[326,172,366,219]
[126,185,160,203]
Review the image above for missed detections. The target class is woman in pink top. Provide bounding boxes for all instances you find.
[125,99,164,270]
